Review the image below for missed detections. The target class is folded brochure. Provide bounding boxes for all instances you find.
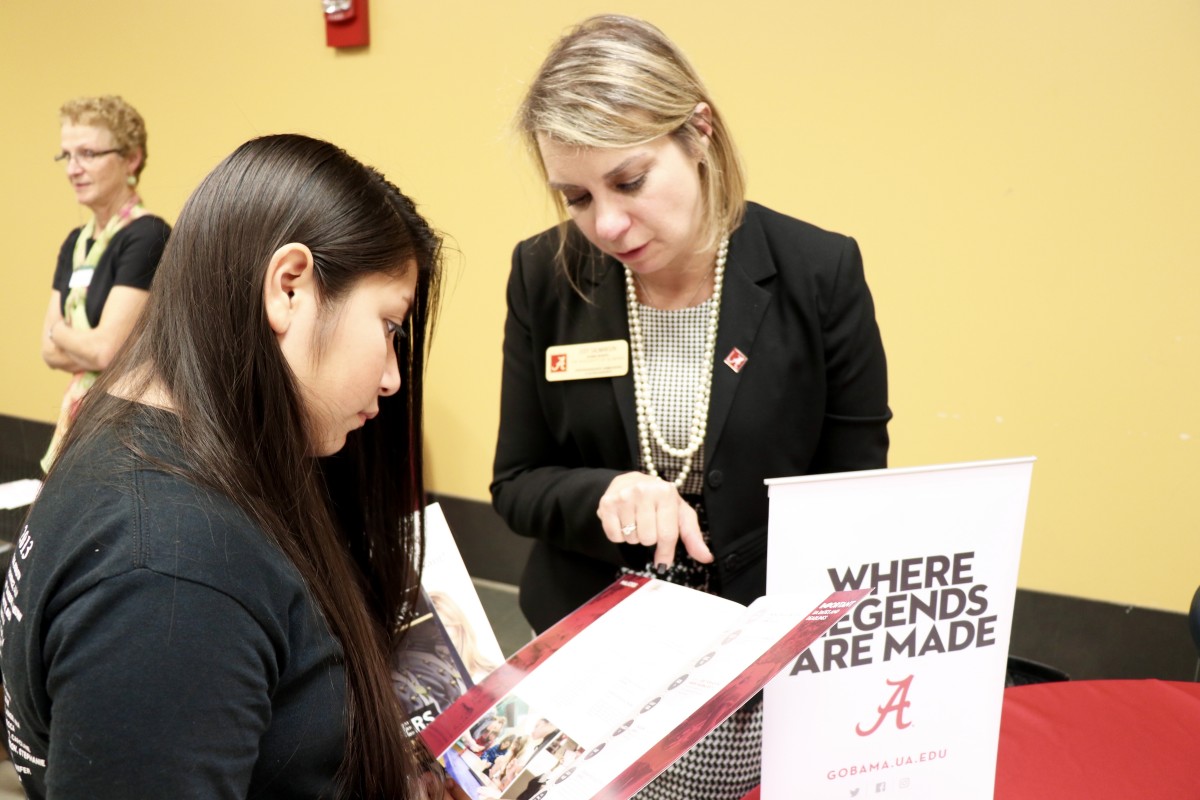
[420,576,870,800]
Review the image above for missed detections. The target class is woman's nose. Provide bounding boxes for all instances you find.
[593,196,631,243]
[380,351,401,396]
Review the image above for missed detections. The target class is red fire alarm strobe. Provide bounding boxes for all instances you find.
[324,0,369,48]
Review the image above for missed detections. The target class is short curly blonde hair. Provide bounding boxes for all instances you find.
[60,95,149,176]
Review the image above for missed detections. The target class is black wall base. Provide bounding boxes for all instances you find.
[1011,588,1196,681]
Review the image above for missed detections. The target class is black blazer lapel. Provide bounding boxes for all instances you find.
[706,216,775,463]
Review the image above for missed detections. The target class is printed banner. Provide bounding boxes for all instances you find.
[762,458,1034,800]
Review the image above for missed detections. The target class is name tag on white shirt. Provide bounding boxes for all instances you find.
[68,268,95,289]
[545,340,629,382]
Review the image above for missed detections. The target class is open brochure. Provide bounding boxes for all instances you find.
[419,575,870,800]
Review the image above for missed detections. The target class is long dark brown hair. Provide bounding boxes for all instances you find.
[56,134,443,798]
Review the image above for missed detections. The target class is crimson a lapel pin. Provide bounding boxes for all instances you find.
[723,347,748,373]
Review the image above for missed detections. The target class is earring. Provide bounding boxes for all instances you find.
[126,174,138,187]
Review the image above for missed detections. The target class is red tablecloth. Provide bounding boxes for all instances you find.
[741,679,1200,800]
[994,679,1200,799]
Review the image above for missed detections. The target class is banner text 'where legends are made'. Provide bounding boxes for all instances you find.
[791,551,997,675]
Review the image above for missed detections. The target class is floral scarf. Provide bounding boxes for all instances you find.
[41,196,145,471]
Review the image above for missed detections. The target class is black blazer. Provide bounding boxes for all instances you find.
[492,202,891,632]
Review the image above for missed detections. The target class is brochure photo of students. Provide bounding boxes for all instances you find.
[442,696,582,800]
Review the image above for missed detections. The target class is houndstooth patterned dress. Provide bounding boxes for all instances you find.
[630,299,763,800]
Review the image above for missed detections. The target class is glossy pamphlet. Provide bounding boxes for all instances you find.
[420,576,869,800]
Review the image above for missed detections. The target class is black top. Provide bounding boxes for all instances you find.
[0,408,345,798]
[52,215,171,328]
[492,202,891,631]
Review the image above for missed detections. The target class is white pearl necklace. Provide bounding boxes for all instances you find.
[624,236,729,489]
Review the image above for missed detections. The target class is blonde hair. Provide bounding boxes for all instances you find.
[518,14,746,257]
[429,591,499,681]
[60,95,149,176]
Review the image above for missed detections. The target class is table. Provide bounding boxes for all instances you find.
[994,678,1200,798]
[740,679,1200,800]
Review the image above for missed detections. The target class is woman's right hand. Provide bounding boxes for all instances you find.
[597,472,714,568]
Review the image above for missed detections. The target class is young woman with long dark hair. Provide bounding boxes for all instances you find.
[3,134,463,799]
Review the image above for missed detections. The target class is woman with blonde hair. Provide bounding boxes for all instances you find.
[492,14,890,797]
[41,95,170,470]
[430,590,500,681]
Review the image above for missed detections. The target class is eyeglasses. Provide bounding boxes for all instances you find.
[54,148,122,165]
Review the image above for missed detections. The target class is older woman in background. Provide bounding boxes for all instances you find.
[40,95,170,470]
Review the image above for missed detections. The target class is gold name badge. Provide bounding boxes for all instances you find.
[545,340,629,382]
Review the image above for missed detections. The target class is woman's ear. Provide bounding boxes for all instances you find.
[124,148,144,179]
[263,242,315,335]
[691,102,715,144]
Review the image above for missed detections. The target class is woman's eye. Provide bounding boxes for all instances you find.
[386,320,408,341]
[564,192,591,208]
[617,175,646,193]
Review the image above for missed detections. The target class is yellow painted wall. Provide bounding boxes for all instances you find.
[1,2,1196,612]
